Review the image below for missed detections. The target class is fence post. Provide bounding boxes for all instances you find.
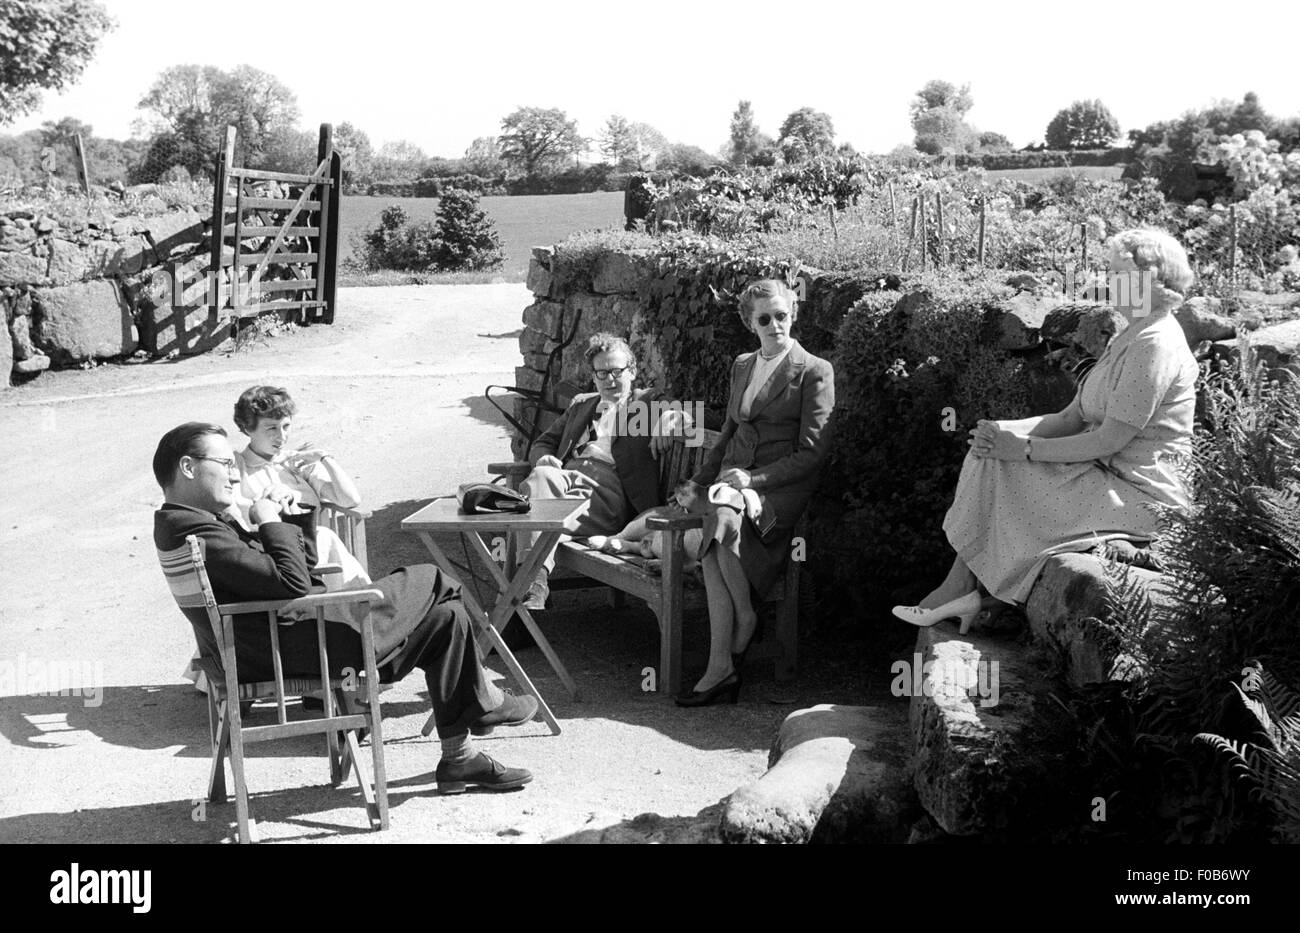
[903,195,919,272]
[919,195,929,273]
[1229,204,1238,285]
[1080,221,1088,271]
[888,182,899,260]
[934,193,944,267]
[72,133,90,196]
[977,196,986,266]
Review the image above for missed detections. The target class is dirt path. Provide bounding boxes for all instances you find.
[0,284,879,844]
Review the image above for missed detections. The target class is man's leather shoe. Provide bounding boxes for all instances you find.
[470,691,539,735]
[435,752,532,794]
[522,576,549,611]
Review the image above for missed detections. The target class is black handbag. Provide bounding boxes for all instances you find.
[456,482,531,515]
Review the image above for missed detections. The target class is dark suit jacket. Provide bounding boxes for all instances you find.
[691,340,835,532]
[155,503,362,682]
[527,386,668,516]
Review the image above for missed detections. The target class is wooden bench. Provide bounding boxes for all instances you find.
[489,427,801,695]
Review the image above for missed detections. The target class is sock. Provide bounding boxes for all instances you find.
[439,733,475,765]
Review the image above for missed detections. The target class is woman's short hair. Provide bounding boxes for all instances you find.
[737,279,798,329]
[1107,228,1195,293]
[153,422,227,488]
[583,333,636,369]
[233,385,297,434]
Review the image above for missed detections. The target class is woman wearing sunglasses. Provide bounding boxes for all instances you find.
[676,279,835,706]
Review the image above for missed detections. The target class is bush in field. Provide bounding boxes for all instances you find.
[432,187,503,271]
[358,192,503,272]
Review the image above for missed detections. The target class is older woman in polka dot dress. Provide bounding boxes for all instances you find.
[893,228,1201,631]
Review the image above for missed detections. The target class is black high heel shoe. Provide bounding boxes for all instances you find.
[674,672,742,707]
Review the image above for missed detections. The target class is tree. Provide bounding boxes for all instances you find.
[910,79,977,155]
[498,106,584,177]
[0,0,113,125]
[137,64,300,173]
[626,122,666,171]
[978,131,1014,153]
[433,188,503,271]
[371,139,427,184]
[333,121,373,192]
[1227,91,1273,137]
[729,100,761,165]
[656,142,719,176]
[463,136,504,177]
[777,107,835,163]
[1045,99,1120,149]
[599,114,635,165]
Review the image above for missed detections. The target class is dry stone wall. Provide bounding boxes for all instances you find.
[1,190,233,389]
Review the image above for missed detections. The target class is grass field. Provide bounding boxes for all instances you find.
[340,191,625,282]
[983,165,1126,183]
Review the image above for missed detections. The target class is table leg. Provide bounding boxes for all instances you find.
[415,532,561,736]
[466,531,579,700]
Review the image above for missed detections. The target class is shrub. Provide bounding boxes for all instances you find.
[432,188,503,271]
[357,204,441,271]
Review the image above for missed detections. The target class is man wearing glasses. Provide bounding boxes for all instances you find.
[520,333,691,610]
[153,423,538,793]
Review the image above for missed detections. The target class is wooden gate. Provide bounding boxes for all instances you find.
[208,123,341,324]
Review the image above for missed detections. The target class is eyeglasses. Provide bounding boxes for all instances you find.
[756,311,790,327]
[191,455,237,472]
[593,367,630,380]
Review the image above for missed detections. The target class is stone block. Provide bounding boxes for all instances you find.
[996,292,1060,349]
[521,300,563,337]
[9,308,37,360]
[720,704,914,844]
[531,245,554,264]
[0,224,37,250]
[518,325,553,357]
[1213,319,1300,376]
[32,280,136,362]
[14,353,49,374]
[143,210,204,256]
[1,312,11,389]
[1041,302,1124,357]
[908,623,1042,836]
[591,249,647,295]
[514,366,545,392]
[1175,297,1234,346]
[0,248,49,287]
[46,239,88,285]
[1025,552,1166,686]
[525,259,554,298]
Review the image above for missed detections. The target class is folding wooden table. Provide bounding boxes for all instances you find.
[401,497,589,736]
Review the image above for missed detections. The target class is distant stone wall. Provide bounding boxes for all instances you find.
[1,190,233,389]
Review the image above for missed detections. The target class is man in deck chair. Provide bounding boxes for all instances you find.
[520,333,693,609]
[153,422,537,794]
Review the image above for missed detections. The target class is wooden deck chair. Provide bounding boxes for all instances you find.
[318,501,371,576]
[157,534,389,843]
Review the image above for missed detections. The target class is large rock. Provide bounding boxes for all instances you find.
[0,224,37,250]
[32,280,136,362]
[46,239,89,286]
[142,210,204,256]
[1175,297,1234,345]
[1041,302,1124,357]
[1,311,11,389]
[1213,319,1300,375]
[9,293,37,360]
[591,250,647,295]
[986,292,1061,350]
[521,300,563,337]
[0,248,49,287]
[525,258,554,299]
[909,622,1046,836]
[720,704,914,843]
[1023,553,1168,686]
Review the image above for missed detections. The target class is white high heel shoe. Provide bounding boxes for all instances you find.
[891,591,983,635]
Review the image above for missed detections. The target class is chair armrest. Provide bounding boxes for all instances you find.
[488,461,531,476]
[315,563,342,576]
[319,500,372,520]
[220,588,386,616]
[646,514,706,531]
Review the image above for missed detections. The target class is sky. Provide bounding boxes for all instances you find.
[9,0,1300,158]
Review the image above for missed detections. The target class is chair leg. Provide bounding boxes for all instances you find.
[225,693,253,844]
[207,693,229,804]
[608,587,627,609]
[364,676,389,831]
[774,567,800,682]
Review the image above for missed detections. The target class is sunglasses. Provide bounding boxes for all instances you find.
[756,311,790,327]
[593,367,630,380]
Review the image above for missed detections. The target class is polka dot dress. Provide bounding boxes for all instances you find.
[942,313,1199,604]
